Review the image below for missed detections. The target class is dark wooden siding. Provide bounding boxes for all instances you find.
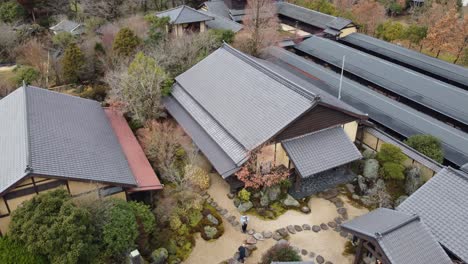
[275,105,357,141]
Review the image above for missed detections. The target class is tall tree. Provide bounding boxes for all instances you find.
[236,0,279,56]
[62,42,85,83]
[112,27,141,57]
[422,8,459,58]
[405,24,427,50]
[81,0,123,20]
[452,16,467,63]
[352,0,386,35]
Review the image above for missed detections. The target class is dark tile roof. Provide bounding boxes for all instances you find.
[282,126,362,177]
[156,5,213,24]
[200,10,243,32]
[325,17,353,30]
[341,33,468,87]
[265,46,468,167]
[398,167,468,262]
[0,86,138,194]
[204,0,230,18]
[276,2,336,29]
[296,36,468,126]
[342,208,452,264]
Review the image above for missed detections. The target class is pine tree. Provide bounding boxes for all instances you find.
[62,43,85,83]
[112,27,141,57]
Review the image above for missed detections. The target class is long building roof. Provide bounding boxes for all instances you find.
[295,36,468,126]
[342,208,452,264]
[341,33,468,88]
[398,167,468,262]
[265,47,468,166]
[0,86,139,195]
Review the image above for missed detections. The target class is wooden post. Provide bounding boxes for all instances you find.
[354,240,364,264]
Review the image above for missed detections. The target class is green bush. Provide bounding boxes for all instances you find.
[62,43,85,83]
[113,27,141,57]
[405,134,443,163]
[238,188,251,202]
[209,29,235,44]
[342,241,356,256]
[376,21,405,41]
[0,1,24,23]
[0,237,48,264]
[52,32,75,49]
[376,143,406,164]
[13,66,39,86]
[261,243,302,264]
[381,162,405,180]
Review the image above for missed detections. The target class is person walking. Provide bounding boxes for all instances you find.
[238,244,246,263]
[240,215,249,233]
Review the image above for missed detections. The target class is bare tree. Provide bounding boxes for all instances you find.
[235,0,280,56]
[81,0,124,21]
[15,39,48,87]
[0,23,18,63]
[352,0,386,36]
[422,8,459,58]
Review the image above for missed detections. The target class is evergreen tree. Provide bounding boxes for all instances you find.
[62,43,85,83]
[113,27,141,57]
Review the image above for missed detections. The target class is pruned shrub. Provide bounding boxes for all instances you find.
[405,134,443,163]
[113,27,141,57]
[185,164,210,190]
[381,162,405,180]
[238,188,251,202]
[376,143,406,164]
[260,243,302,264]
[0,236,48,264]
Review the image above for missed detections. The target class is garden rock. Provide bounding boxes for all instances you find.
[395,195,408,206]
[267,185,281,201]
[282,194,300,207]
[152,247,168,264]
[260,193,270,207]
[276,228,288,237]
[320,223,328,230]
[207,214,219,225]
[262,231,272,238]
[227,192,235,199]
[273,233,282,241]
[312,225,320,232]
[237,201,253,212]
[405,167,422,195]
[321,189,338,199]
[345,183,355,194]
[233,198,241,207]
[360,195,375,207]
[301,249,308,255]
[337,207,347,215]
[246,236,257,244]
[328,222,337,228]
[220,209,228,215]
[277,239,289,246]
[302,224,311,230]
[294,225,303,232]
[204,226,218,239]
[316,255,325,264]
[352,194,360,200]
[340,231,348,237]
[362,148,376,159]
[253,233,264,240]
[248,229,255,235]
[357,175,368,194]
[363,159,379,179]
[309,252,315,258]
[287,225,296,234]
[300,206,311,213]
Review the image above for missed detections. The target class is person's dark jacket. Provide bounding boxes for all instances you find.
[238,246,246,258]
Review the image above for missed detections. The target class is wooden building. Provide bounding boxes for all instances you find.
[156,5,214,37]
[0,86,162,235]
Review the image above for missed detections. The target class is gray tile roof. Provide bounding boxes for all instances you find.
[204,0,230,18]
[296,36,468,126]
[265,46,468,167]
[276,2,336,29]
[282,126,362,177]
[323,27,340,36]
[175,44,316,151]
[342,208,452,264]
[156,5,213,24]
[200,10,243,32]
[398,167,468,262]
[341,33,468,87]
[49,20,82,34]
[461,163,468,173]
[325,17,353,30]
[0,86,137,194]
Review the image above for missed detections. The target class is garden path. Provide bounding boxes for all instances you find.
[183,173,368,264]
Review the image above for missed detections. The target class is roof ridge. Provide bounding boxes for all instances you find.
[281,124,340,143]
[173,5,186,23]
[376,214,420,239]
[277,2,336,19]
[222,44,318,102]
[22,85,32,174]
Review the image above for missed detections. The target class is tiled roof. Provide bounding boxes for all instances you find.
[342,208,452,264]
[341,33,468,87]
[156,5,213,24]
[282,126,362,177]
[325,17,353,30]
[265,46,468,167]
[398,167,468,262]
[49,20,82,34]
[200,10,243,32]
[296,36,468,126]
[276,2,336,29]
[204,0,230,18]
[0,86,138,194]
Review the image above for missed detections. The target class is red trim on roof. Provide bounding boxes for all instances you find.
[104,109,163,192]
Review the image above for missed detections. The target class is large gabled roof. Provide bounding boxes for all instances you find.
[276,2,336,29]
[200,10,243,32]
[265,46,468,166]
[0,86,138,195]
[156,5,213,24]
[398,167,468,263]
[296,36,468,126]
[341,33,468,88]
[342,208,452,264]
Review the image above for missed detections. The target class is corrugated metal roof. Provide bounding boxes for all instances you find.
[296,36,468,126]
[282,126,362,177]
[164,96,240,177]
[342,208,452,264]
[398,167,468,263]
[175,44,315,151]
[0,86,138,194]
[156,5,213,24]
[49,20,82,34]
[266,46,468,166]
[200,10,243,32]
[276,2,336,29]
[341,33,468,87]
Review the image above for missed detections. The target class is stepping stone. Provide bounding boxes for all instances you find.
[200,191,207,196]
[334,217,342,224]
[220,209,228,215]
[248,229,255,235]
[294,225,303,232]
[211,201,218,207]
[328,222,337,228]
[340,231,348,237]
[292,246,300,253]
[227,216,236,222]
[227,193,235,199]
[302,224,311,230]
[342,212,349,220]
[309,252,315,258]
[335,200,344,208]
[316,255,325,264]
[287,225,296,234]
[312,225,321,232]
[337,208,347,215]
[262,231,273,239]
[246,244,257,251]
[273,232,282,241]
[301,249,308,255]
[276,228,288,237]
[320,223,329,230]
[216,206,222,211]
[233,221,239,226]
[246,236,257,244]
[253,233,264,240]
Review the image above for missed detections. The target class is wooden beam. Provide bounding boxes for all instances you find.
[354,239,364,264]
